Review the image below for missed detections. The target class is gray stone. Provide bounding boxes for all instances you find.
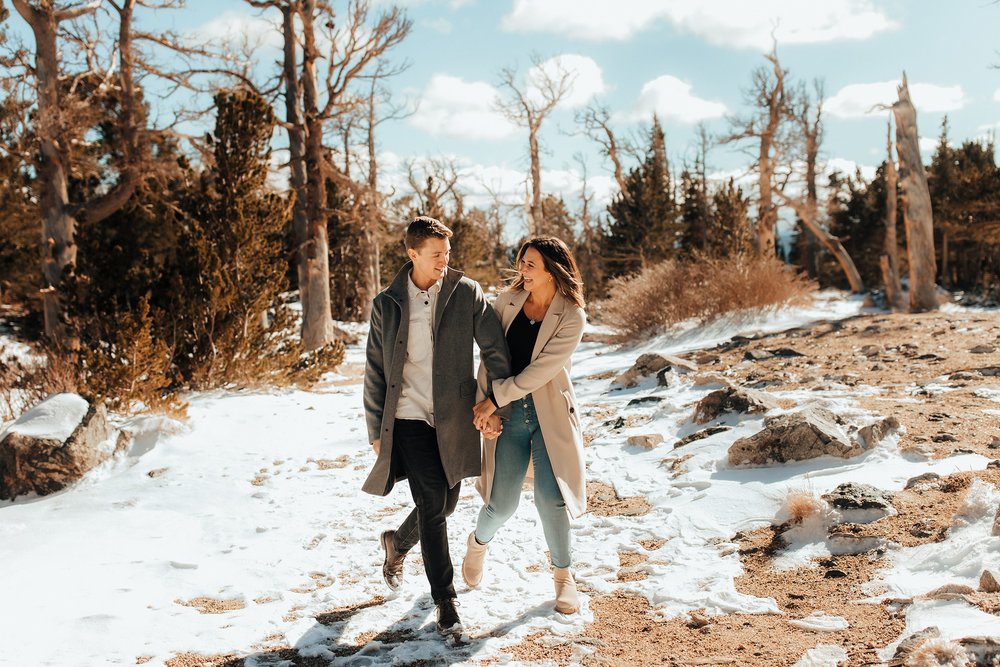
[627,434,664,449]
[904,472,941,489]
[822,483,894,512]
[675,426,731,449]
[692,386,780,424]
[994,505,1000,537]
[727,406,862,466]
[613,353,671,388]
[0,395,128,500]
[971,345,997,354]
[979,570,1000,593]
[856,417,900,449]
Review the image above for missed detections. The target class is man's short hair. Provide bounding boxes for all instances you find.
[405,216,453,250]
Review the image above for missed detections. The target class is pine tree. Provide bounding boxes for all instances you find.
[706,178,753,257]
[679,169,710,257]
[604,116,680,277]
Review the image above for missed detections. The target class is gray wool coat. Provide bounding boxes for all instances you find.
[362,262,511,496]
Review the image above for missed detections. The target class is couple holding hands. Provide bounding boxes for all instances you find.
[362,216,587,635]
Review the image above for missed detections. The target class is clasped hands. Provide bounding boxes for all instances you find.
[472,398,502,439]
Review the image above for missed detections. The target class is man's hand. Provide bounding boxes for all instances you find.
[371,439,381,455]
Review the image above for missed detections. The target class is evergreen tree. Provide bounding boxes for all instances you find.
[679,169,710,257]
[603,116,680,277]
[706,178,753,257]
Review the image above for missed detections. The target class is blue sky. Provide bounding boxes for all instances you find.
[9,0,1000,227]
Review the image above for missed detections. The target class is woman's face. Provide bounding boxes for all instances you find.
[518,246,552,293]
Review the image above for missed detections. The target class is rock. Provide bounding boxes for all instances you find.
[922,583,976,600]
[693,386,780,424]
[994,506,1000,537]
[978,366,1000,377]
[888,627,941,666]
[958,636,1000,665]
[988,461,1000,470]
[949,371,977,381]
[743,349,773,361]
[905,472,941,489]
[0,394,129,500]
[727,406,862,466]
[915,353,945,361]
[822,483,894,522]
[627,434,664,449]
[989,436,1000,450]
[823,569,847,579]
[932,433,958,443]
[971,345,997,354]
[613,353,668,388]
[627,396,664,406]
[859,344,884,357]
[826,534,886,555]
[675,426,731,449]
[769,347,804,358]
[856,417,900,449]
[979,570,1000,593]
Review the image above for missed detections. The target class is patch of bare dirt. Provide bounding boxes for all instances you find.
[587,480,652,517]
[174,597,245,614]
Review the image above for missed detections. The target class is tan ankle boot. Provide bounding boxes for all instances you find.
[462,532,488,588]
[553,567,579,614]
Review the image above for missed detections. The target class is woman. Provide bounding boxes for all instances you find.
[465,236,587,614]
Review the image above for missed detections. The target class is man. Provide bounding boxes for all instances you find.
[362,216,510,635]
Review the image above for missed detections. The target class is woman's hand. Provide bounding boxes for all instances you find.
[478,414,503,439]
[472,397,497,431]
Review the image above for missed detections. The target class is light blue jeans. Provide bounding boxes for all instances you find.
[474,394,571,568]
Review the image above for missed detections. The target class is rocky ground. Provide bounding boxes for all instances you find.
[500,308,1000,667]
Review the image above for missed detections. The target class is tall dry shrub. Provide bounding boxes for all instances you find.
[598,253,815,341]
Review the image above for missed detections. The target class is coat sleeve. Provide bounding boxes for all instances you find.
[472,284,512,418]
[363,296,386,444]
[492,306,586,407]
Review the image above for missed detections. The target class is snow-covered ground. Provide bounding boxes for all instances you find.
[1,291,998,666]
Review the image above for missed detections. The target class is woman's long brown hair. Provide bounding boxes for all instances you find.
[507,236,586,308]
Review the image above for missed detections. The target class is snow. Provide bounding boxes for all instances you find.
[0,292,996,666]
[788,611,850,632]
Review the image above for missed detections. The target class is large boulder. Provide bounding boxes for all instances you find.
[727,406,866,466]
[0,394,128,500]
[693,385,780,424]
[614,353,697,389]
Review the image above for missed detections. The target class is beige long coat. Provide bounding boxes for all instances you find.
[475,288,587,518]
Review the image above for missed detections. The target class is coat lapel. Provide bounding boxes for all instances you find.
[532,292,566,361]
[502,289,530,333]
[433,267,464,336]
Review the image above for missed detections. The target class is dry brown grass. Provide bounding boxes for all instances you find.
[597,253,816,342]
[777,489,829,525]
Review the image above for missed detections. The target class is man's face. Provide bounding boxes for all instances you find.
[408,236,451,286]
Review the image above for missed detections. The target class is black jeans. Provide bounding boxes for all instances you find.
[391,419,460,603]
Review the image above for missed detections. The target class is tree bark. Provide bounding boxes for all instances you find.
[882,120,905,310]
[359,75,381,322]
[280,4,313,338]
[528,114,542,237]
[298,0,334,348]
[892,74,938,312]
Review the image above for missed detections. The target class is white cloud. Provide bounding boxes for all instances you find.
[626,74,727,124]
[827,80,967,118]
[192,10,282,52]
[994,88,1000,103]
[501,0,897,49]
[919,136,939,154]
[409,75,517,140]
[421,17,453,33]
[525,54,606,110]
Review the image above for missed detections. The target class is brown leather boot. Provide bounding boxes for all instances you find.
[461,531,488,588]
[553,567,579,614]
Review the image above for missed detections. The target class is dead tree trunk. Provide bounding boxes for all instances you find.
[359,75,382,322]
[12,0,141,342]
[298,0,334,348]
[892,74,938,312]
[882,119,905,310]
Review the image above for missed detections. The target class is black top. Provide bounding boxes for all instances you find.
[507,306,541,376]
